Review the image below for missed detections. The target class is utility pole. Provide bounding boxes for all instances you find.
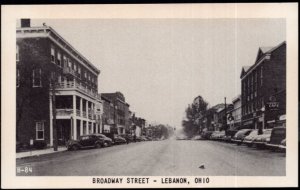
[224,97,227,131]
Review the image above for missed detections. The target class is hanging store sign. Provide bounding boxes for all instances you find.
[266,96,279,111]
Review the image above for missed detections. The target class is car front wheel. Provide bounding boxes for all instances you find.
[72,145,79,151]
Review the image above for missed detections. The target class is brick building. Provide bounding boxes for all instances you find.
[101,92,130,135]
[240,41,286,130]
[16,20,102,147]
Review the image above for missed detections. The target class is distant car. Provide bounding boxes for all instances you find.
[222,130,238,143]
[201,131,213,140]
[278,139,286,152]
[94,134,113,147]
[140,136,148,141]
[243,129,259,147]
[176,135,188,140]
[113,135,127,145]
[252,129,272,149]
[231,129,253,145]
[266,127,286,150]
[135,136,142,142]
[211,131,225,140]
[66,134,104,151]
[192,135,202,140]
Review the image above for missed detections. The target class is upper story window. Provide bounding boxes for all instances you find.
[33,68,42,87]
[36,121,45,140]
[17,69,20,87]
[74,63,77,72]
[63,56,67,67]
[57,52,61,67]
[51,46,55,63]
[84,71,87,78]
[68,58,72,68]
[16,45,20,61]
[88,73,91,81]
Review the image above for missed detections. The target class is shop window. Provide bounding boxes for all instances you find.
[36,121,44,140]
[33,68,42,87]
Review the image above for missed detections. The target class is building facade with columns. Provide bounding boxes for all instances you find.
[16,20,101,147]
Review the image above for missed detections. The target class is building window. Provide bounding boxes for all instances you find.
[57,52,61,66]
[74,63,77,72]
[84,71,87,78]
[63,56,67,67]
[68,59,72,68]
[33,68,42,87]
[36,121,44,140]
[17,69,20,87]
[16,45,19,61]
[51,46,55,63]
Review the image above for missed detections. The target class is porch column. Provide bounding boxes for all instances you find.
[49,95,53,146]
[91,122,94,134]
[86,121,89,134]
[96,123,98,134]
[86,100,89,119]
[80,119,83,135]
[80,97,83,117]
[73,95,77,140]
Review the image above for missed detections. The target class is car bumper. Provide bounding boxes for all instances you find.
[231,139,242,143]
[243,140,253,144]
[278,145,286,150]
[265,143,281,148]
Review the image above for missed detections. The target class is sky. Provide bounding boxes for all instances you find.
[22,19,285,128]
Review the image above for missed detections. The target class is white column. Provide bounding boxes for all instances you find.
[86,100,89,119]
[80,119,83,135]
[91,122,94,134]
[80,97,83,117]
[73,95,77,140]
[86,121,89,134]
[49,95,53,146]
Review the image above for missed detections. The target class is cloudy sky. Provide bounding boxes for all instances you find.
[24,19,285,128]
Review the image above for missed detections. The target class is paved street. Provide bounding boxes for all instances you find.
[16,139,285,176]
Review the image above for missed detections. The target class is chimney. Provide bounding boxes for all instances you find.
[21,19,30,28]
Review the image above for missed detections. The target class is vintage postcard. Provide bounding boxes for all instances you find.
[1,3,298,188]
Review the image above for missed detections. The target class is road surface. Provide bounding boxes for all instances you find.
[16,138,285,176]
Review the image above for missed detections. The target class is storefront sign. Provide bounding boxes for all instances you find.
[266,96,279,111]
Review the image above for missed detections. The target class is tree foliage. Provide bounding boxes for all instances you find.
[182,96,208,137]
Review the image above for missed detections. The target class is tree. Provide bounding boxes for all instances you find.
[182,96,208,137]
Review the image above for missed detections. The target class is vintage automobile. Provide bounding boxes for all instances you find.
[252,129,272,148]
[113,135,127,145]
[191,135,202,140]
[266,127,286,150]
[93,134,113,147]
[210,131,226,141]
[222,130,238,143]
[278,138,286,152]
[231,129,253,145]
[243,129,259,147]
[201,131,214,140]
[66,134,104,151]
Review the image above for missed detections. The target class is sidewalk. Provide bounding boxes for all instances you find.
[16,146,67,159]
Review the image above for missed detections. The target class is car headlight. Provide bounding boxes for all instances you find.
[266,137,270,142]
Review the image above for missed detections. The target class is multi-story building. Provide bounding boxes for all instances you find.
[240,41,286,130]
[16,19,101,147]
[228,95,242,130]
[101,92,130,135]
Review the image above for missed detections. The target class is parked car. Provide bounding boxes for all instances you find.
[231,129,253,145]
[210,131,226,140]
[201,131,214,140]
[136,136,142,142]
[113,135,127,145]
[66,134,104,151]
[266,127,286,150]
[94,134,113,147]
[222,130,238,143]
[192,135,202,140]
[140,136,148,141]
[252,129,272,149]
[243,129,259,147]
[278,138,286,152]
